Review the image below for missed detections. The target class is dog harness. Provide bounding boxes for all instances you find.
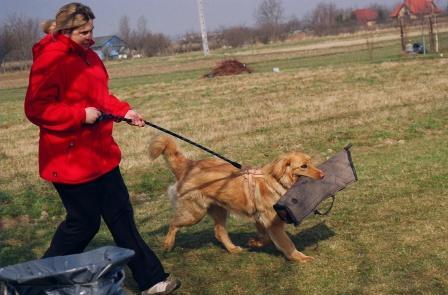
[241,168,265,221]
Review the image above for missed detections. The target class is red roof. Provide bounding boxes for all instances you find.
[354,8,379,24]
[390,0,441,17]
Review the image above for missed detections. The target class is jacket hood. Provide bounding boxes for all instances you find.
[32,34,95,61]
[32,34,54,61]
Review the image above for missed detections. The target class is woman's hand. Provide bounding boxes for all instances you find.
[124,109,145,127]
[85,107,101,124]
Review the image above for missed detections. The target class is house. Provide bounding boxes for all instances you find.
[353,8,379,26]
[390,0,442,52]
[390,0,441,18]
[91,35,128,60]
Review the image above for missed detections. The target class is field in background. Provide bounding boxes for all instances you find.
[0,31,447,294]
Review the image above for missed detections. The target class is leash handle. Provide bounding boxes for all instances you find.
[97,112,242,169]
[97,113,132,123]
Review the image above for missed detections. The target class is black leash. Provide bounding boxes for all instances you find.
[97,113,242,169]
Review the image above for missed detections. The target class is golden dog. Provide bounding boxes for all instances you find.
[149,135,324,262]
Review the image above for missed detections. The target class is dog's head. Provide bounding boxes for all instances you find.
[268,152,324,188]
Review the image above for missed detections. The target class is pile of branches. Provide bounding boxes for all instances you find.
[204,59,253,78]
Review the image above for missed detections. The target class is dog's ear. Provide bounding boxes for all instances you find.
[270,157,291,180]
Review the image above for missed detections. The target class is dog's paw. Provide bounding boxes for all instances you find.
[298,255,314,263]
[163,241,174,252]
[248,238,265,248]
[289,252,314,263]
[228,245,244,253]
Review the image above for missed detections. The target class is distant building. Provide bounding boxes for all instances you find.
[353,8,379,26]
[91,35,128,60]
[390,0,441,18]
[390,0,442,52]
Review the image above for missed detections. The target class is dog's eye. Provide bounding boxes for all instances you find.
[300,164,308,169]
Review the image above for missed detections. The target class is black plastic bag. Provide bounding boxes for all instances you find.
[0,246,134,295]
[274,145,357,226]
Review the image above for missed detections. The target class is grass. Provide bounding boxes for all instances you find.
[0,31,447,294]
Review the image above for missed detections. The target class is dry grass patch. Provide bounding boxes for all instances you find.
[1,36,447,294]
[114,60,446,165]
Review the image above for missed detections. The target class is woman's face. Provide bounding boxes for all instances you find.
[69,19,94,49]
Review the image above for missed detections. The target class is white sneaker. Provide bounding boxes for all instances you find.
[141,277,181,295]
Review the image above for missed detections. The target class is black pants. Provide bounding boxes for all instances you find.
[43,167,168,291]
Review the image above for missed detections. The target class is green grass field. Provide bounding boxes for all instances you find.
[0,32,447,294]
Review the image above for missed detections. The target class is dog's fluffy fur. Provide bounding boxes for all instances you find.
[149,135,324,262]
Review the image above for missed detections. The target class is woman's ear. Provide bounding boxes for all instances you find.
[270,157,291,180]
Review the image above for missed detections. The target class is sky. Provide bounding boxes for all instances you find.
[1,0,447,38]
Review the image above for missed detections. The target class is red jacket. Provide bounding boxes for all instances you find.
[25,34,130,184]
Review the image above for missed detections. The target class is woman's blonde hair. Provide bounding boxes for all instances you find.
[41,19,56,34]
[54,2,95,33]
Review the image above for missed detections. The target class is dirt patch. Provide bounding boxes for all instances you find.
[203,59,253,78]
[0,215,31,230]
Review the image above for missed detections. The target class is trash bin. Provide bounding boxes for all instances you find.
[0,246,135,295]
[413,43,425,54]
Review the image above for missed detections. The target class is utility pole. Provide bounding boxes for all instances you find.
[196,0,209,56]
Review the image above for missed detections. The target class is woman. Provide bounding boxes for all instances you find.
[24,3,180,294]
[41,19,56,34]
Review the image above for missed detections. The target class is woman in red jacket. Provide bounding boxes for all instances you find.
[25,3,180,294]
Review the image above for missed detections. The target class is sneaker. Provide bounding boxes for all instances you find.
[141,277,181,295]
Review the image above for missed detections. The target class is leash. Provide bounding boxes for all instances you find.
[97,112,242,169]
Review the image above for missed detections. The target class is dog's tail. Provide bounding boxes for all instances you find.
[149,134,189,179]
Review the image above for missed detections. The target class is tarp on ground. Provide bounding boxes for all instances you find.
[0,246,134,295]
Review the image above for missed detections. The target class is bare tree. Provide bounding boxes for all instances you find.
[0,26,14,70]
[254,0,284,43]
[118,15,131,43]
[141,33,172,56]
[254,0,284,26]
[0,14,40,68]
[176,31,202,53]
[128,15,149,54]
[307,2,337,35]
[306,2,357,36]
[283,16,304,33]
[121,15,172,57]
[137,15,148,35]
[219,26,257,48]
